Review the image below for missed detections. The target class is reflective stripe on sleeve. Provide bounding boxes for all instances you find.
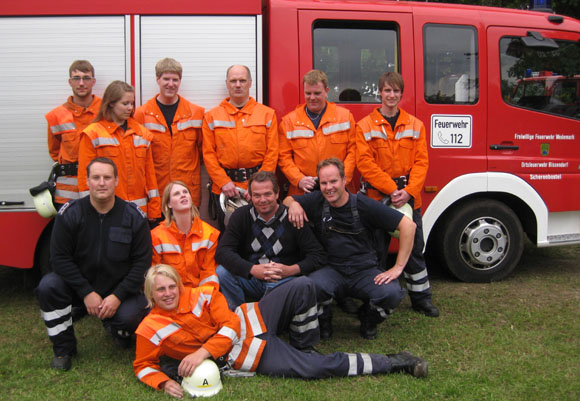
[143,123,166,132]
[148,189,160,199]
[177,120,202,130]
[266,119,272,128]
[149,322,181,346]
[41,305,72,322]
[50,122,76,134]
[322,121,350,135]
[137,367,161,380]
[191,239,214,251]
[286,129,314,139]
[217,325,238,343]
[153,243,182,254]
[79,190,90,198]
[47,318,72,337]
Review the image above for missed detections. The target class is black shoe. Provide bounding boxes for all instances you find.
[386,351,428,378]
[412,299,440,317]
[337,297,358,315]
[319,318,333,340]
[51,354,72,371]
[359,320,377,340]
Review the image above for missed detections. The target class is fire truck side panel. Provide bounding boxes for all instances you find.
[0,212,48,268]
[487,26,580,213]
[0,16,128,268]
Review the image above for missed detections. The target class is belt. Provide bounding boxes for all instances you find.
[362,174,409,193]
[55,163,78,177]
[225,165,261,182]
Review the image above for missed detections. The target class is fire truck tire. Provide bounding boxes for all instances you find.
[440,199,524,282]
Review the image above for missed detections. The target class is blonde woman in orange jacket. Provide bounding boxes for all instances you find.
[134,265,428,398]
[151,181,220,289]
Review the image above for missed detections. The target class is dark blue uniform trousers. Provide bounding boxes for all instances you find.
[36,272,148,357]
[255,276,396,378]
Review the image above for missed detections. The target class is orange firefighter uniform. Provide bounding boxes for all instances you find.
[202,97,278,194]
[78,118,161,218]
[134,96,204,206]
[133,285,266,390]
[356,107,429,209]
[151,218,220,289]
[45,96,101,204]
[278,102,356,195]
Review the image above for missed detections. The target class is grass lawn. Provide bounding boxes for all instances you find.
[1,242,578,401]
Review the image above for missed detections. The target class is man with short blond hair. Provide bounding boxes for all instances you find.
[46,60,101,206]
[203,64,279,230]
[134,58,205,206]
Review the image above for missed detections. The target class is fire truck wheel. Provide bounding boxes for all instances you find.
[440,199,524,283]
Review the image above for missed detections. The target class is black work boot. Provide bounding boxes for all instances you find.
[386,351,428,378]
[358,304,378,340]
[51,354,72,371]
[411,298,440,317]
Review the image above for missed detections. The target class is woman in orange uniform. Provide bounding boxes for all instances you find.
[78,80,161,219]
[151,181,220,289]
[134,264,428,398]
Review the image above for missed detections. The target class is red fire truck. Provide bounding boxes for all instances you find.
[0,0,578,282]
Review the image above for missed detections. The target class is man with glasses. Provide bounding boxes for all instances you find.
[45,60,101,207]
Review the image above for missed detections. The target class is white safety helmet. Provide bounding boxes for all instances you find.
[32,188,58,218]
[29,179,58,219]
[388,203,413,238]
[181,359,223,398]
[219,187,248,226]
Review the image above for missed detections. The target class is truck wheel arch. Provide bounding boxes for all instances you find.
[423,173,545,282]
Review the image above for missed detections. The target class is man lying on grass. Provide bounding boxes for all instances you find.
[134,264,428,398]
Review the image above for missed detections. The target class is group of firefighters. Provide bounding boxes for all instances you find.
[37,58,440,396]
